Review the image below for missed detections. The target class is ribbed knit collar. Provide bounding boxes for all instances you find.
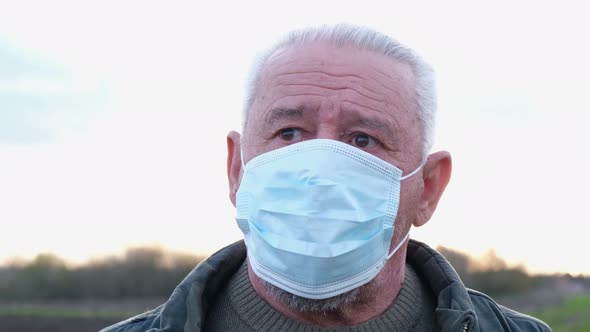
[227,261,425,331]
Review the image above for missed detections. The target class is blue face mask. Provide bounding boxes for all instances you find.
[236,139,423,299]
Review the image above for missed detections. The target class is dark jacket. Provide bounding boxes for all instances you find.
[100,240,551,332]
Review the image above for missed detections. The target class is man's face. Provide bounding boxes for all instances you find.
[240,41,425,233]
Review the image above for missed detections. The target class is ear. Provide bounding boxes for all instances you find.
[227,131,243,206]
[414,151,452,227]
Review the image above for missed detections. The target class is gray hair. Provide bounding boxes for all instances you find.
[262,279,360,313]
[242,23,437,157]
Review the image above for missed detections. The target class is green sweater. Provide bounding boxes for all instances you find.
[205,261,436,331]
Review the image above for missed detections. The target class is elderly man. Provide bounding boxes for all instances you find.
[102,24,550,331]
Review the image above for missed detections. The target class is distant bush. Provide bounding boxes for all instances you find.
[436,246,580,297]
[0,247,205,300]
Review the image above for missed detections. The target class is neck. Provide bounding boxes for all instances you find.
[247,245,408,328]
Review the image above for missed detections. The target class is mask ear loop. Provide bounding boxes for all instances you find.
[400,159,426,180]
[240,147,246,168]
[387,232,411,259]
[387,159,424,259]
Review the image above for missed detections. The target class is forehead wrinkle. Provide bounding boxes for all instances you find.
[337,59,418,115]
[270,75,391,116]
[273,87,392,128]
[269,63,411,115]
[371,65,417,108]
[277,93,327,99]
[274,70,387,103]
[270,58,411,100]
[341,99,402,121]
[277,70,382,87]
[280,82,387,106]
[264,43,415,93]
[341,101,399,129]
[255,45,418,132]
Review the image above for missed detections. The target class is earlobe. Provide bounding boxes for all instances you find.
[227,131,243,206]
[414,151,452,227]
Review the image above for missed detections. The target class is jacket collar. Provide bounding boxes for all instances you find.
[407,240,478,331]
[159,240,246,331]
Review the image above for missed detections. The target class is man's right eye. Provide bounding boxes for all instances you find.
[278,128,301,141]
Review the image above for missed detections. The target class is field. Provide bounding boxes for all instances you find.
[530,294,590,332]
[0,316,119,332]
[1,295,589,331]
[0,298,165,332]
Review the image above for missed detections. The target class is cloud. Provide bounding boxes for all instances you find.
[0,44,109,144]
[0,42,69,81]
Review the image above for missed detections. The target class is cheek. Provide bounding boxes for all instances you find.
[396,182,420,222]
[247,141,278,161]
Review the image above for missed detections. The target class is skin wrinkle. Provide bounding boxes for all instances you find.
[276,65,413,108]
[270,84,388,113]
[271,93,332,98]
[276,72,386,101]
[281,83,385,106]
[269,58,408,94]
[272,70,390,105]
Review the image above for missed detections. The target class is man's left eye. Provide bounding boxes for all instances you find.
[278,128,301,141]
[351,134,377,148]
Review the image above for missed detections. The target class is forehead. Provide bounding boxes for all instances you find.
[259,41,416,101]
[248,42,421,153]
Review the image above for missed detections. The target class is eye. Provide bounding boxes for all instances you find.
[278,128,301,141]
[351,133,377,149]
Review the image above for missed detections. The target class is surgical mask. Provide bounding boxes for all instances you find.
[236,139,423,299]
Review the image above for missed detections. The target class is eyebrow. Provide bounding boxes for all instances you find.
[263,107,306,128]
[356,117,386,131]
[349,115,397,141]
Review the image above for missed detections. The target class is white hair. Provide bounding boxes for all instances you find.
[242,23,437,156]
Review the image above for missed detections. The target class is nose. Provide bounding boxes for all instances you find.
[314,101,343,142]
[315,124,341,142]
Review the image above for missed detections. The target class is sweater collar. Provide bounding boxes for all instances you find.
[224,260,426,331]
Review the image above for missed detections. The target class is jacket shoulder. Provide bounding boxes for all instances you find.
[467,289,551,332]
[99,306,162,332]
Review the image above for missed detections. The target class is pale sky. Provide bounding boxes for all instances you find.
[0,1,588,275]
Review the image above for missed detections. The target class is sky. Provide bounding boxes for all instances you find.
[0,1,589,275]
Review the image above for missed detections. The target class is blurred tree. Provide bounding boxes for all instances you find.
[476,249,508,271]
[0,248,204,300]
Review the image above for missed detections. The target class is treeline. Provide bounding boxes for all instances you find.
[0,247,205,300]
[0,246,587,300]
[437,246,589,297]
